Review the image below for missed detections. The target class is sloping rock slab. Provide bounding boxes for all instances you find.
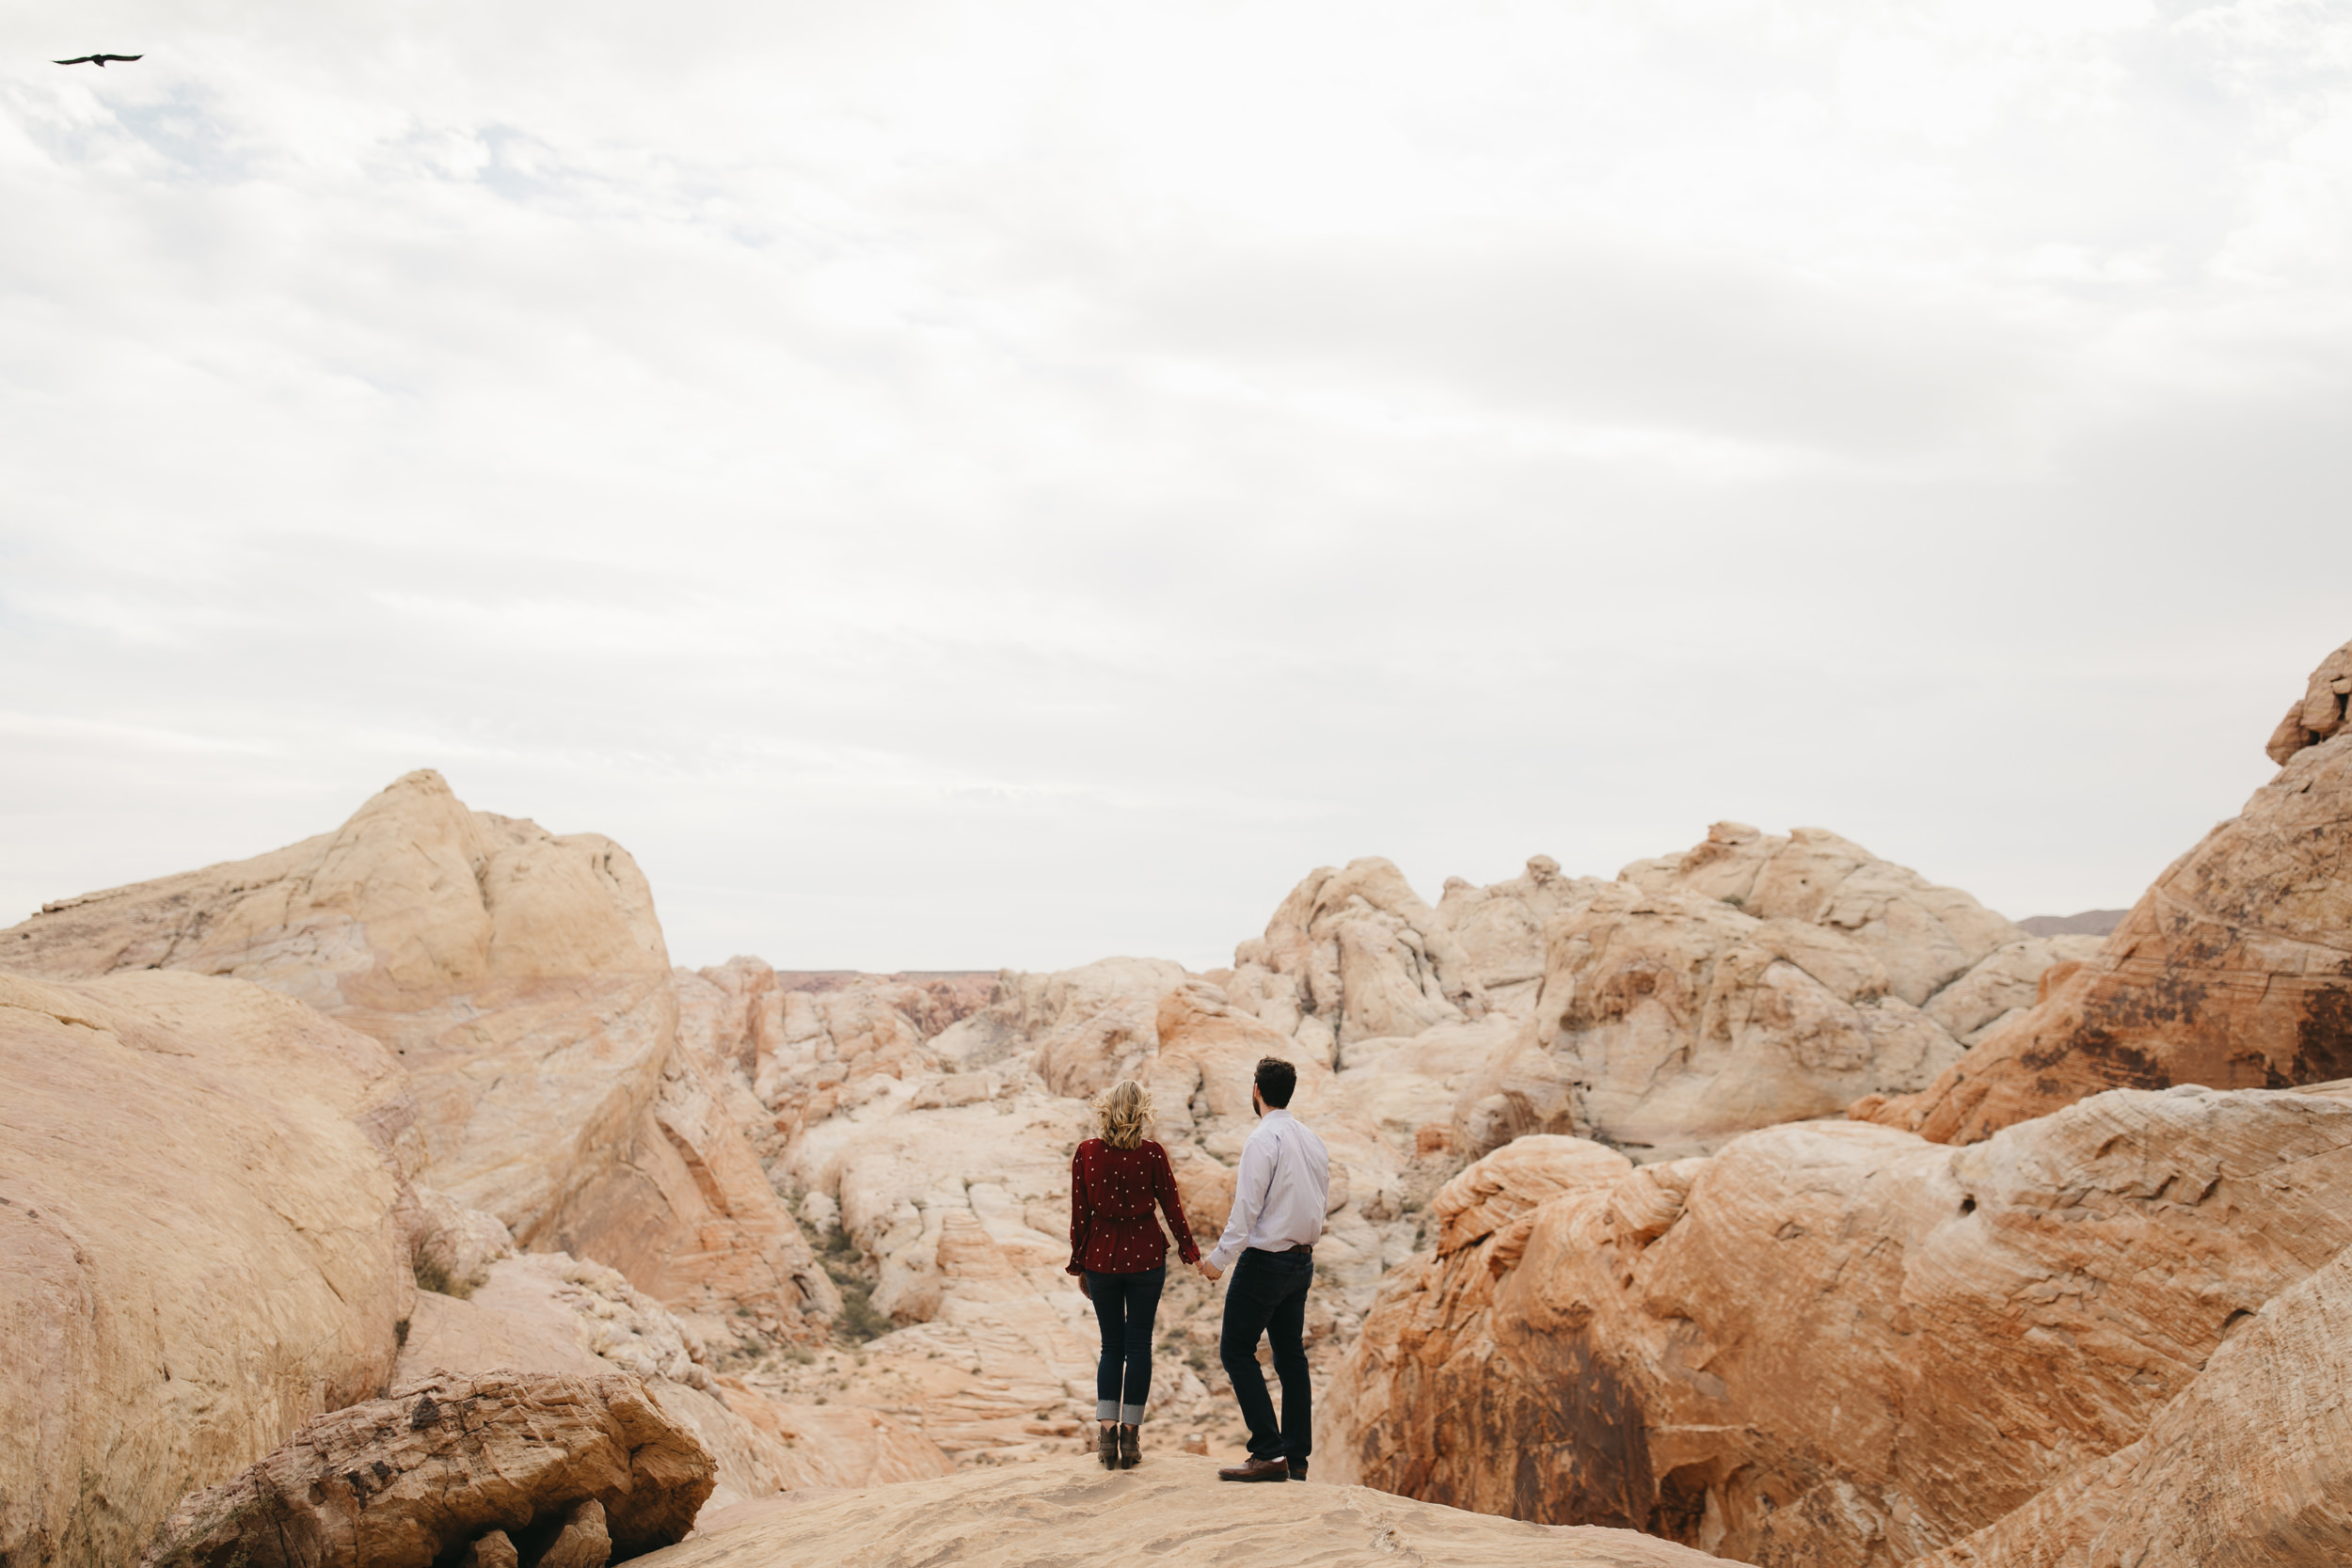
[1860,637,2352,1144]
[0,969,418,1568]
[139,1371,714,1568]
[635,1454,1710,1567]
[1920,1241,2352,1568]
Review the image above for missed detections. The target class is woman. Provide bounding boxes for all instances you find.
[1068,1078,1200,1470]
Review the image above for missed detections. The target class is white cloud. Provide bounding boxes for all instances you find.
[1,0,2348,967]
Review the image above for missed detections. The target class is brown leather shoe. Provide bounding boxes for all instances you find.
[1216,1455,1290,1482]
[1097,1426,1119,1469]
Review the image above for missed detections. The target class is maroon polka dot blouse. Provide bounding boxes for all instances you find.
[1067,1138,1200,1276]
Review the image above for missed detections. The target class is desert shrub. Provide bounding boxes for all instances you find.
[414,1255,474,1301]
[834,1284,892,1343]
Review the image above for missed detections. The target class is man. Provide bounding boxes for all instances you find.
[1199,1055,1330,1482]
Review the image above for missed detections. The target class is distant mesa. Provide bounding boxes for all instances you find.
[2015,908,2128,938]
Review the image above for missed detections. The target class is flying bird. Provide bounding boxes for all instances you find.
[54,54,142,67]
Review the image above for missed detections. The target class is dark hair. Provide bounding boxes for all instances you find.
[1254,1056,1296,1109]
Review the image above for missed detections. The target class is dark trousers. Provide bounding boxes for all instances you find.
[1086,1265,1167,1422]
[1218,1247,1313,1468]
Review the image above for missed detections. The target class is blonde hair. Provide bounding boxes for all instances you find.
[1095,1079,1154,1150]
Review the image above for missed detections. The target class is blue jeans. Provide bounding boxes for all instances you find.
[1087,1265,1167,1423]
[1219,1247,1313,1470]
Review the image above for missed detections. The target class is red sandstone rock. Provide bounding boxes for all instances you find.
[1324,1080,2352,1565]
[137,1370,713,1568]
[1917,1241,2352,1567]
[2265,634,2352,766]
[1859,637,2352,1145]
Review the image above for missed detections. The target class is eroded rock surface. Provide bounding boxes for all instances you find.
[1452,825,2094,1160]
[637,1454,1714,1567]
[0,969,418,1568]
[1227,856,1490,1061]
[1,771,830,1336]
[1921,1238,2352,1568]
[1862,638,2352,1145]
[2265,634,2352,766]
[137,1370,714,1568]
[396,1251,952,1508]
[1325,1081,2352,1565]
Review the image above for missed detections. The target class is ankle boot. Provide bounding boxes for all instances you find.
[1097,1425,1119,1469]
[1119,1424,1140,1469]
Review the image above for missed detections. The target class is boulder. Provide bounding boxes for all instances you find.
[1455,825,2089,1160]
[1918,1240,2352,1568]
[407,1186,518,1298]
[1324,1081,2352,1564]
[1143,980,1333,1140]
[0,969,418,1568]
[1436,855,1597,1016]
[1861,638,2352,1144]
[136,1370,715,1568]
[1424,1135,1631,1254]
[2264,634,2352,765]
[394,1252,950,1509]
[632,1453,1714,1567]
[931,958,1189,1079]
[1619,823,2025,1007]
[0,771,830,1334]
[1228,857,1489,1058]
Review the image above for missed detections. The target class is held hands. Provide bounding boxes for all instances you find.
[1197,1259,1223,1282]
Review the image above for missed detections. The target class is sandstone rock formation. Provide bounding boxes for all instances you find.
[137,1370,714,1568]
[670,946,1432,1467]
[29,753,2305,1567]
[1226,857,1490,1060]
[1450,825,2096,1159]
[649,825,2087,1479]
[639,1454,1714,1568]
[2265,633,2352,765]
[675,956,995,1154]
[940,957,1192,1082]
[395,1251,951,1507]
[1920,1238,2352,1568]
[0,771,832,1336]
[1861,637,2352,1145]
[1325,1080,2352,1564]
[0,969,419,1568]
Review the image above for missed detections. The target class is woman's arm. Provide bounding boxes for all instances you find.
[1150,1143,1200,1265]
[1067,1146,1091,1276]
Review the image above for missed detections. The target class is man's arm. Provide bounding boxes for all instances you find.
[1206,1125,1275,1273]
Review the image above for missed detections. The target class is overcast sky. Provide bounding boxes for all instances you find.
[3,0,2348,972]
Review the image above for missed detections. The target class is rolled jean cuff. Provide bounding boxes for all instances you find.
[1121,1402,1146,1424]
[1096,1399,1120,1421]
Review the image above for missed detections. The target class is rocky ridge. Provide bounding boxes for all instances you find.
[1859,633,2352,1144]
[2,770,836,1343]
[1322,637,2352,1566]
[0,969,420,1568]
[1323,1081,2352,1562]
[12,633,2352,1567]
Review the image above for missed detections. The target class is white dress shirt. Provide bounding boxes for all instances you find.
[1208,1107,1330,1271]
